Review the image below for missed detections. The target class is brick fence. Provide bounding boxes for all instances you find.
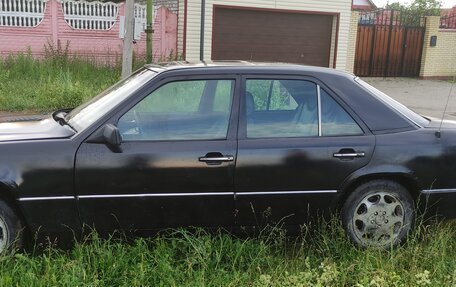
[0,0,178,64]
[420,16,456,79]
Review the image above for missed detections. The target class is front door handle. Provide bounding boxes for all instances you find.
[199,152,234,164]
[199,156,234,162]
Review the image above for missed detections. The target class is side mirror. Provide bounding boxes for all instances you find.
[103,124,122,147]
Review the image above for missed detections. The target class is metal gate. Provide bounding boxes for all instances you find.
[354,9,425,77]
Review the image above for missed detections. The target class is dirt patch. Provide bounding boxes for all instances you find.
[0,111,48,122]
[0,111,30,117]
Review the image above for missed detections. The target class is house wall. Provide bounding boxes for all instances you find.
[352,0,375,10]
[420,16,456,79]
[184,0,353,70]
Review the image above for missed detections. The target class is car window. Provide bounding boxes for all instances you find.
[321,89,363,136]
[355,77,429,127]
[118,79,234,141]
[246,80,298,111]
[246,79,318,138]
[67,68,156,131]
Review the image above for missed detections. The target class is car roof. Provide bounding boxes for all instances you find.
[145,61,355,78]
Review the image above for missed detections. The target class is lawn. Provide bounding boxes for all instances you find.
[0,55,455,286]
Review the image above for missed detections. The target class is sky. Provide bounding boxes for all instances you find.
[372,0,456,8]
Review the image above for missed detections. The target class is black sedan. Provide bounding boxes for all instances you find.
[0,62,454,251]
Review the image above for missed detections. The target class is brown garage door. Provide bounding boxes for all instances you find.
[212,7,334,67]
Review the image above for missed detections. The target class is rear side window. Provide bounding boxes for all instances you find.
[321,89,363,136]
[247,80,298,111]
[246,79,318,138]
[244,79,363,138]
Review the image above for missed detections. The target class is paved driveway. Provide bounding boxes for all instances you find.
[363,77,456,121]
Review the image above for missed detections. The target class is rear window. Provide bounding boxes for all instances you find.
[355,78,429,127]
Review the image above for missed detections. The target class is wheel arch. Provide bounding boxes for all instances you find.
[0,182,31,242]
[336,171,421,212]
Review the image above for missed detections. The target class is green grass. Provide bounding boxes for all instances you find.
[0,220,454,286]
[0,53,120,113]
[0,55,455,286]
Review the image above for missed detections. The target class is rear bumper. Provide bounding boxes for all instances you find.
[418,189,456,218]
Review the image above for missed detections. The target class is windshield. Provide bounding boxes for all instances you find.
[355,78,429,127]
[66,68,156,131]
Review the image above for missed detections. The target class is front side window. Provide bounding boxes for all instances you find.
[245,79,363,139]
[118,79,234,141]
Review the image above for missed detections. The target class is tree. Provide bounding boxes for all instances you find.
[409,0,441,16]
[386,2,407,10]
[387,0,441,16]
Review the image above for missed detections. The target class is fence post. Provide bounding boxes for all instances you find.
[146,0,153,63]
[419,16,440,78]
[346,10,359,73]
[383,9,394,77]
[51,0,59,45]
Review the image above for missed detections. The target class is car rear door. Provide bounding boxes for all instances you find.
[234,75,375,229]
[75,75,239,232]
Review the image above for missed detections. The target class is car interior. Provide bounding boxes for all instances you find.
[118,78,362,141]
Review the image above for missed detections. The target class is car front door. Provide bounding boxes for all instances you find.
[75,75,239,232]
[235,76,375,230]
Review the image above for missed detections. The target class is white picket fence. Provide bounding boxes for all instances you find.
[134,3,147,32]
[0,0,47,27]
[134,3,145,19]
[61,0,119,30]
[61,0,151,31]
[135,4,160,33]
[1,0,157,31]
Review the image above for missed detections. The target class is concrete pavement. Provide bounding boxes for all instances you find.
[363,77,456,121]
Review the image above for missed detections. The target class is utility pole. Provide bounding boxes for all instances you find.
[200,0,205,61]
[146,0,153,63]
[121,0,135,79]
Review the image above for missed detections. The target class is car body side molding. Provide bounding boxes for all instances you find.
[421,189,456,194]
[17,190,339,201]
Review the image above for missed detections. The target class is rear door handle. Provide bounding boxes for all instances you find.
[199,152,234,165]
[333,152,365,158]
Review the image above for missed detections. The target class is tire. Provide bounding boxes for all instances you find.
[0,200,24,253]
[341,180,415,248]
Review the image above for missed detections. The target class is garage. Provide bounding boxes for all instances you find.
[211,7,334,67]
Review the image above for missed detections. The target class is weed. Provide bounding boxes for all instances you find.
[0,219,452,286]
[0,53,120,113]
[0,53,454,287]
